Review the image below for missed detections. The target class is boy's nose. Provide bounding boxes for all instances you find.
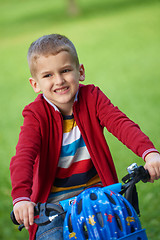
[55,74,65,85]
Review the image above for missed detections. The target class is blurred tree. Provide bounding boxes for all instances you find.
[67,0,80,16]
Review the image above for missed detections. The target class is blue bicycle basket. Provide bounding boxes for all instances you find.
[63,187,147,240]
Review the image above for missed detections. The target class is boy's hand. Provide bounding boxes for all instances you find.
[13,201,35,230]
[144,152,160,183]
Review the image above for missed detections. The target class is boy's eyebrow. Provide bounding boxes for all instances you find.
[61,64,73,69]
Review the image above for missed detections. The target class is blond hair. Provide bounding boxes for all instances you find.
[27,34,79,77]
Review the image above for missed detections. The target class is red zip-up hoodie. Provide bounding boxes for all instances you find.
[10,84,157,239]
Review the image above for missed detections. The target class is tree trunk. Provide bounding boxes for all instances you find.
[67,0,80,16]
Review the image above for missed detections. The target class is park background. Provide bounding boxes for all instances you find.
[0,0,160,239]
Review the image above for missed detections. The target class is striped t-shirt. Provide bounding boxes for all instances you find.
[48,114,102,203]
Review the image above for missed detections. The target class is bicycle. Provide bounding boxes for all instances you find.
[11,163,150,239]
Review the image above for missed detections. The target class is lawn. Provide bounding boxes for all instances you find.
[0,0,160,239]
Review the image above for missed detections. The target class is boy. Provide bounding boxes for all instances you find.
[10,34,160,240]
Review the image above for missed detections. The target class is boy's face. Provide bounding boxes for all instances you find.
[29,51,85,115]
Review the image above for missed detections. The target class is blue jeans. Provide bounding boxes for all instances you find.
[35,211,64,240]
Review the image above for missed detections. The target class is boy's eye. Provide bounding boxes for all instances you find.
[62,69,70,73]
[44,74,52,78]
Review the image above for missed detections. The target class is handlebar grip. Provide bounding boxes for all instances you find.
[10,211,19,225]
[141,169,150,183]
[10,211,25,231]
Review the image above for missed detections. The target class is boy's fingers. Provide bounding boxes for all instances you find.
[147,167,160,182]
[13,201,35,229]
[14,211,23,225]
[23,208,30,230]
[23,203,35,229]
[147,167,155,183]
[28,205,35,226]
[155,168,160,180]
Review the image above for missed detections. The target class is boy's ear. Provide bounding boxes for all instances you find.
[29,78,41,93]
[79,64,85,82]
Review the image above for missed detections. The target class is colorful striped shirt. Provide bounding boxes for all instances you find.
[48,114,102,203]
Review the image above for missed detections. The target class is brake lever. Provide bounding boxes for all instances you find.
[10,202,66,231]
[122,164,150,183]
[120,163,150,195]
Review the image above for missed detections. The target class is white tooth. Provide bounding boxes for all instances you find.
[56,87,67,93]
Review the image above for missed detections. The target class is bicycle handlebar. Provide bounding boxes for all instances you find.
[10,163,150,231]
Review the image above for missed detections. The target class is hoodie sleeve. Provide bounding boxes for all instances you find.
[95,87,158,158]
[10,105,41,204]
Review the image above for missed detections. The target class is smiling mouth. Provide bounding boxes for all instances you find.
[55,87,69,93]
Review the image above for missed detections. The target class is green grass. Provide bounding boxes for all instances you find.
[0,0,160,239]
